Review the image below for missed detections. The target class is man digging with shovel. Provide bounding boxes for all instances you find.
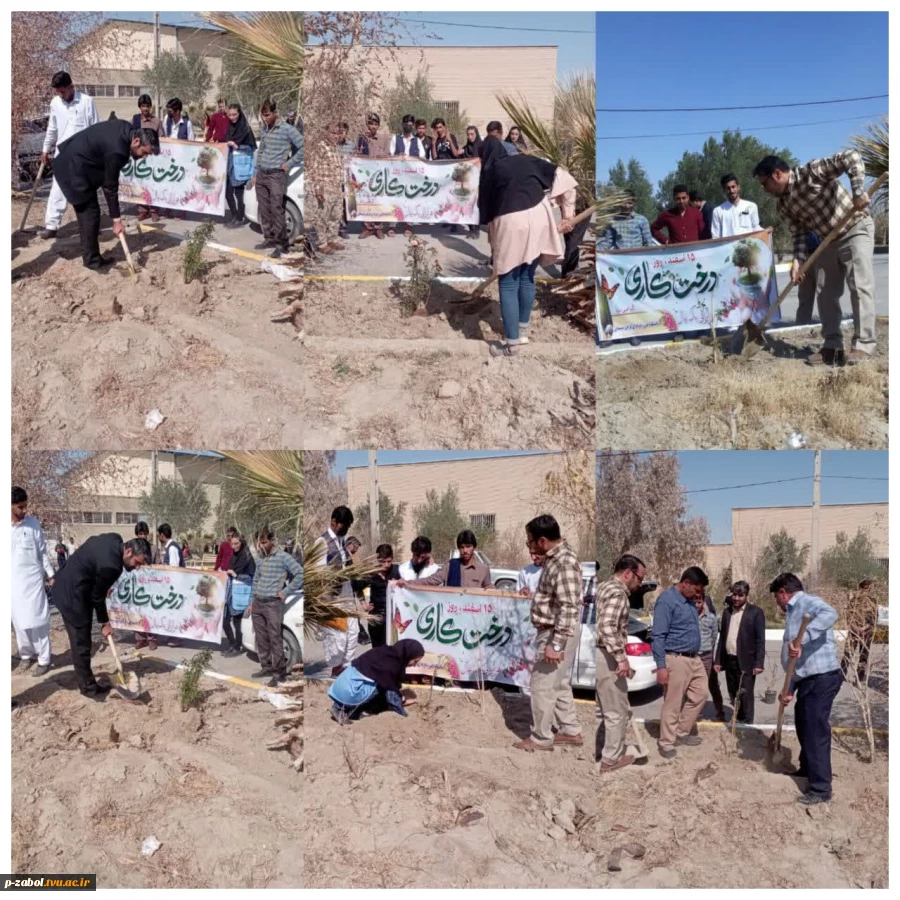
[753,150,876,366]
[52,534,151,699]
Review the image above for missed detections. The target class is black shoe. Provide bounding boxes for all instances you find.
[270,246,291,259]
[798,791,831,806]
[31,664,51,678]
[86,256,114,271]
[250,668,272,678]
[80,683,112,699]
[39,229,58,239]
[784,768,809,778]
[267,674,286,688]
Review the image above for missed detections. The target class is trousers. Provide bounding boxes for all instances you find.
[658,654,707,749]
[529,629,581,746]
[73,194,103,268]
[795,669,843,797]
[58,612,97,689]
[251,596,285,676]
[724,655,756,723]
[498,258,539,342]
[595,647,630,763]
[255,169,288,246]
[13,621,51,666]
[45,176,69,230]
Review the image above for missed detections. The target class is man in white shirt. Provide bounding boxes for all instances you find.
[517,549,545,597]
[11,487,55,677]
[398,536,440,581]
[711,173,761,239]
[39,71,99,239]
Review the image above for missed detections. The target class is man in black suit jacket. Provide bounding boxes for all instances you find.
[714,580,766,723]
[53,120,159,269]
[690,191,714,240]
[52,533,151,697]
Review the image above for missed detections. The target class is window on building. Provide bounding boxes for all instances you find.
[434,100,460,119]
[469,513,496,532]
[118,85,147,98]
[116,512,148,525]
[69,511,113,524]
[77,84,116,98]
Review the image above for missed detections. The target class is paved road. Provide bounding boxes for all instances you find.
[304,633,887,730]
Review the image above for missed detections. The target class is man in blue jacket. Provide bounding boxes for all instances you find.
[770,573,841,806]
[651,566,709,758]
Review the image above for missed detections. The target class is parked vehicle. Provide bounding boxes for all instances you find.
[17,116,50,184]
[451,550,595,593]
[242,583,303,670]
[243,167,304,244]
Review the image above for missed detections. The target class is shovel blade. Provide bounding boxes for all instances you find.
[739,322,768,358]
[113,670,142,700]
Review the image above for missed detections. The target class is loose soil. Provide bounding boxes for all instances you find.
[303,683,888,889]
[597,322,889,449]
[303,280,594,448]
[11,622,304,888]
[12,200,304,449]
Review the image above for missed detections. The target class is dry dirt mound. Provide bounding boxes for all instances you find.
[11,663,304,888]
[303,683,888,889]
[12,226,304,448]
[597,322,889,450]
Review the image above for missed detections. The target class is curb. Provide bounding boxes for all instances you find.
[131,651,261,692]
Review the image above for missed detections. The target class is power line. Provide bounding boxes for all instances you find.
[684,478,809,494]
[597,112,886,141]
[598,93,887,113]
[392,16,587,34]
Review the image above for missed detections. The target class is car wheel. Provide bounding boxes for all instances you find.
[282,626,302,670]
[284,199,303,244]
[494,578,517,591]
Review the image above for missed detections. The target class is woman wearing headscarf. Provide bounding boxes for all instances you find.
[478,136,578,356]
[463,126,484,240]
[222,533,256,657]
[506,126,527,151]
[328,639,424,725]
[224,103,258,228]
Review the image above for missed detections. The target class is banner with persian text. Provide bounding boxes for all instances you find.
[596,229,780,342]
[119,138,228,215]
[344,155,480,225]
[387,585,536,688]
[106,566,227,643]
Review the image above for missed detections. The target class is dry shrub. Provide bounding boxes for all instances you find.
[165,763,221,800]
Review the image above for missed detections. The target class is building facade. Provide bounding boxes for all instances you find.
[705,502,889,587]
[345,452,591,563]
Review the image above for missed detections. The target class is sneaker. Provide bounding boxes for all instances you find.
[14,659,34,674]
[553,732,584,746]
[658,745,677,759]
[489,343,522,358]
[798,791,831,806]
[600,754,635,773]
[39,229,58,239]
[250,668,272,679]
[676,734,702,746]
[31,664,51,678]
[806,348,843,367]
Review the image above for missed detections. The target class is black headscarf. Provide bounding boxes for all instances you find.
[225,106,257,150]
[230,540,256,577]
[353,639,424,693]
[477,135,557,226]
[463,127,483,159]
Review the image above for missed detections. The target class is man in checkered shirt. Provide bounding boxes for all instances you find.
[594,554,646,773]
[754,151,876,366]
[597,191,653,250]
[514,514,584,752]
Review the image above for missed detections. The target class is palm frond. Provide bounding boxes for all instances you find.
[301,537,380,636]
[850,117,889,212]
[203,12,304,104]
[221,451,303,540]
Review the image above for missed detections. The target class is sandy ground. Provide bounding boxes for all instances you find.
[12,199,304,449]
[596,322,889,450]
[302,280,594,448]
[11,620,304,888]
[303,682,888,889]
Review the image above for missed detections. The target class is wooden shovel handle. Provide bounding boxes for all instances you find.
[17,161,46,233]
[118,232,137,276]
[760,171,887,329]
[775,613,811,745]
[106,633,126,681]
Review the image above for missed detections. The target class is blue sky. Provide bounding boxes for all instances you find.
[677,451,889,544]
[331,450,551,476]
[596,12,888,189]
[106,12,594,79]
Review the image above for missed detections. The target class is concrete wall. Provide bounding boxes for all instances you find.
[345,452,589,561]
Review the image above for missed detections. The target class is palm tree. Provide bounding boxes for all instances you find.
[203,12,305,115]
[850,117,888,212]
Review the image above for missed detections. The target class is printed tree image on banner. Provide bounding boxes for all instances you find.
[344,156,480,225]
[107,566,227,643]
[388,585,538,688]
[596,229,781,342]
[119,138,228,215]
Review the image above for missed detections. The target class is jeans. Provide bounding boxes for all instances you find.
[795,669,843,797]
[222,612,244,649]
[225,183,246,220]
[498,259,539,342]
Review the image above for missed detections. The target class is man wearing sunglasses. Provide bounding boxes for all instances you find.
[714,580,766,724]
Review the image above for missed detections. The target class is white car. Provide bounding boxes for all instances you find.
[243,167,304,244]
[451,550,595,593]
[241,583,304,670]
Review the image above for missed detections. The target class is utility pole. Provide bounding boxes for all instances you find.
[810,449,821,589]
[367,451,380,551]
[153,13,161,115]
[150,450,159,556]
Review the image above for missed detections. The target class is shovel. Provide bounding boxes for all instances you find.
[739,171,888,358]
[17,160,47,233]
[628,711,649,761]
[106,633,142,700]
[767,613,810,767]
[118,232,138,276]
[470,203,598,298]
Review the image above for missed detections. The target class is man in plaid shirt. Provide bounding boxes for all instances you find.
[754,151,876,366]
[594,554,645,773]
[514,514,584,752]
[597,191,653,250]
